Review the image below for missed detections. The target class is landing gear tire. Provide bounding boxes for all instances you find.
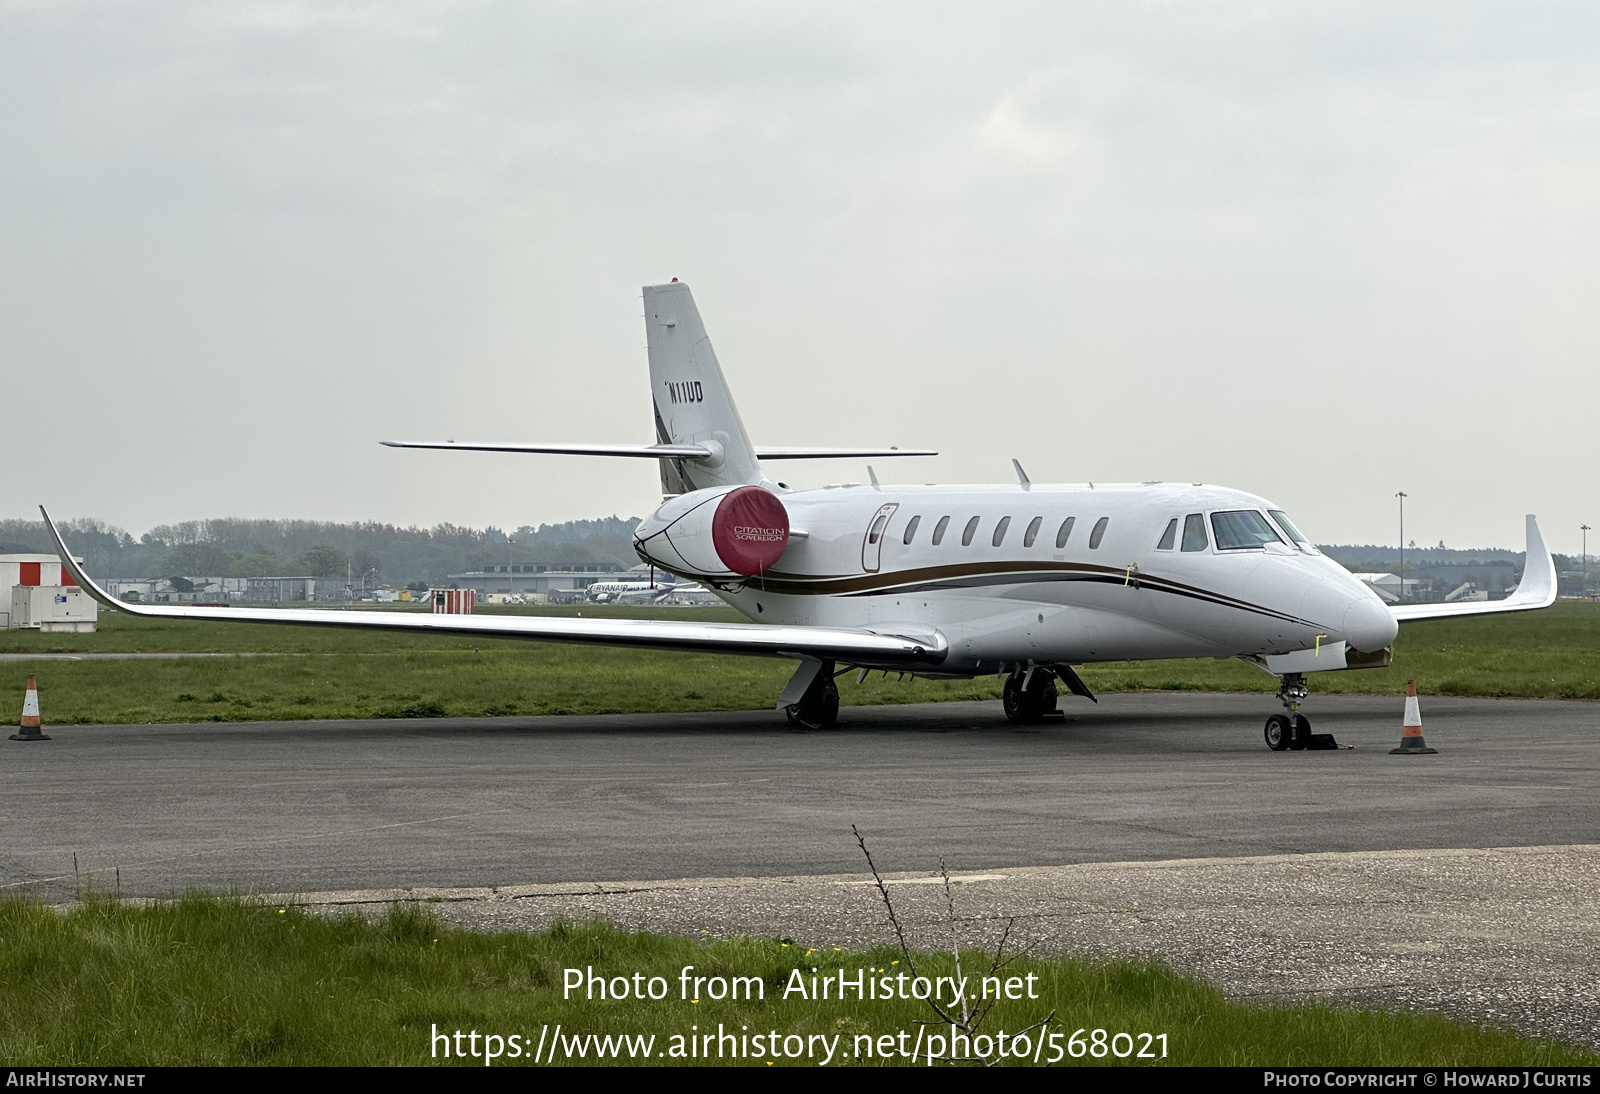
[1292,714,1312,750]
[1264,714,1292,751]
[1003,671,1059,724]
[785,675,840,729]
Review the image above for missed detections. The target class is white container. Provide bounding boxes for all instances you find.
[10,586,98,632]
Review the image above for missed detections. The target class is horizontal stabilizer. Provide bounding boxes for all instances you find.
[754,447,937,460]
[381,441,711,458]
[382,441,936,460]
[40,508,945,668]
[1389,515,1557,623]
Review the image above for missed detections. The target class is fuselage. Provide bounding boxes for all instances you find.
[635,480,1398,676]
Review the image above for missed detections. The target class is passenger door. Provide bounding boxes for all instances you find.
[861,503,899,573]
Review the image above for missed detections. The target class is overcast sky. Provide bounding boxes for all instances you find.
[4,1,1597,550]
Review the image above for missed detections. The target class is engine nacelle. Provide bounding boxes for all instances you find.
[634,485,790,579]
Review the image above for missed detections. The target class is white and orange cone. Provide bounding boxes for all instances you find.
[10,675,50,742]
[1389,679,1436,755]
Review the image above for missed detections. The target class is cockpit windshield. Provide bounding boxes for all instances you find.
[1210,510,1284,550]
[1267,510,1318,553]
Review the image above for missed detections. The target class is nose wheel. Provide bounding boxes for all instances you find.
[1264,712,1313,751]
[1264,672,1338,751]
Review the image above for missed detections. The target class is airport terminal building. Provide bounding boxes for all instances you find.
[445,563,627,602]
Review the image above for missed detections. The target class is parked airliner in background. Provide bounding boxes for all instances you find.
[585,576,684,604]
[44,280,1556,749]
[583,579,666,604]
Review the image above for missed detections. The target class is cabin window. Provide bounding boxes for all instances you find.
[1088,517,1109,549]
[868,513,890,545]
[1210,510,1284,550]
[991,516,1011,547]
[961,516,981,546]
[1055,517,1075,549]
[903,515,922,545]
[1156,519,1178,551]
[1181,513,1208,552]
[1023,516,1043,548]
[932,516,951,545]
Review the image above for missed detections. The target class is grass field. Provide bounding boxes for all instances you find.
[1,602,1596,725]
[1,895,1591,1067]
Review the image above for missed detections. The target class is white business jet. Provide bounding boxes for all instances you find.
[42,281,1556,749]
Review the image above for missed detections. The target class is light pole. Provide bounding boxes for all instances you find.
[1396,492,1408,602]
[1583,524,1592,598]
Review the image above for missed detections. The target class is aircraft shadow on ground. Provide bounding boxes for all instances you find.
[98,697,1377,746]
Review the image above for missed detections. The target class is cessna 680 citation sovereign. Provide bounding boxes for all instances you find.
[44,280,1557,749]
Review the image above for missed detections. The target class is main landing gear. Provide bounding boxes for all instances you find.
[1003,667,1059,724]
[785,662,840,729]
[1264,672,1339,751]
[1001,663,1096,724]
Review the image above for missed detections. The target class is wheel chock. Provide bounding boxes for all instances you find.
[9,675,50,742]
[1305,733,1341,750]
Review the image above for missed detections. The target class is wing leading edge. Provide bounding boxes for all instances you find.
[1389,514,1557,623]
[39,508,945,667]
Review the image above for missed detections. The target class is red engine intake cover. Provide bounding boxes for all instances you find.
[711,486,790,575]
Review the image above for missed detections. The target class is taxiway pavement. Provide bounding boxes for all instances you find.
[4,692,1597,902]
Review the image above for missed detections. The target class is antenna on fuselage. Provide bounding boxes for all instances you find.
[868,466,880,489]
[1012,459,1031,490]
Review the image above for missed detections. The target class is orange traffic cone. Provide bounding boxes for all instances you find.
[1389,679,1435,755]
[10,675,50,742]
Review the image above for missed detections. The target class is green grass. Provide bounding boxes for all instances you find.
[0,895,1590,1067]
[1078,602,1600,700]
[3,603,1598,725]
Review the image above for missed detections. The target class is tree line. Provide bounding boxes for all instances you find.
[0,516,643,588]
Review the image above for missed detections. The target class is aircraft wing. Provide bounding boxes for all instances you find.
[1389,515,1557,623]
[39,508,945,667]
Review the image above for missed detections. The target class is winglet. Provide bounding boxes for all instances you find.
[1389,513,1557,622]
[39,506,141,615]
[1515,513,1558,610]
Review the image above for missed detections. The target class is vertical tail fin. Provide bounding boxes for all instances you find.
[644,281,764,494]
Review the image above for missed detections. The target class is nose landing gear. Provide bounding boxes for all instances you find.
[1264,672,1340,751]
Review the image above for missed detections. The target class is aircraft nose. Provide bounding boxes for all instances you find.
[1342,595,1398,653]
